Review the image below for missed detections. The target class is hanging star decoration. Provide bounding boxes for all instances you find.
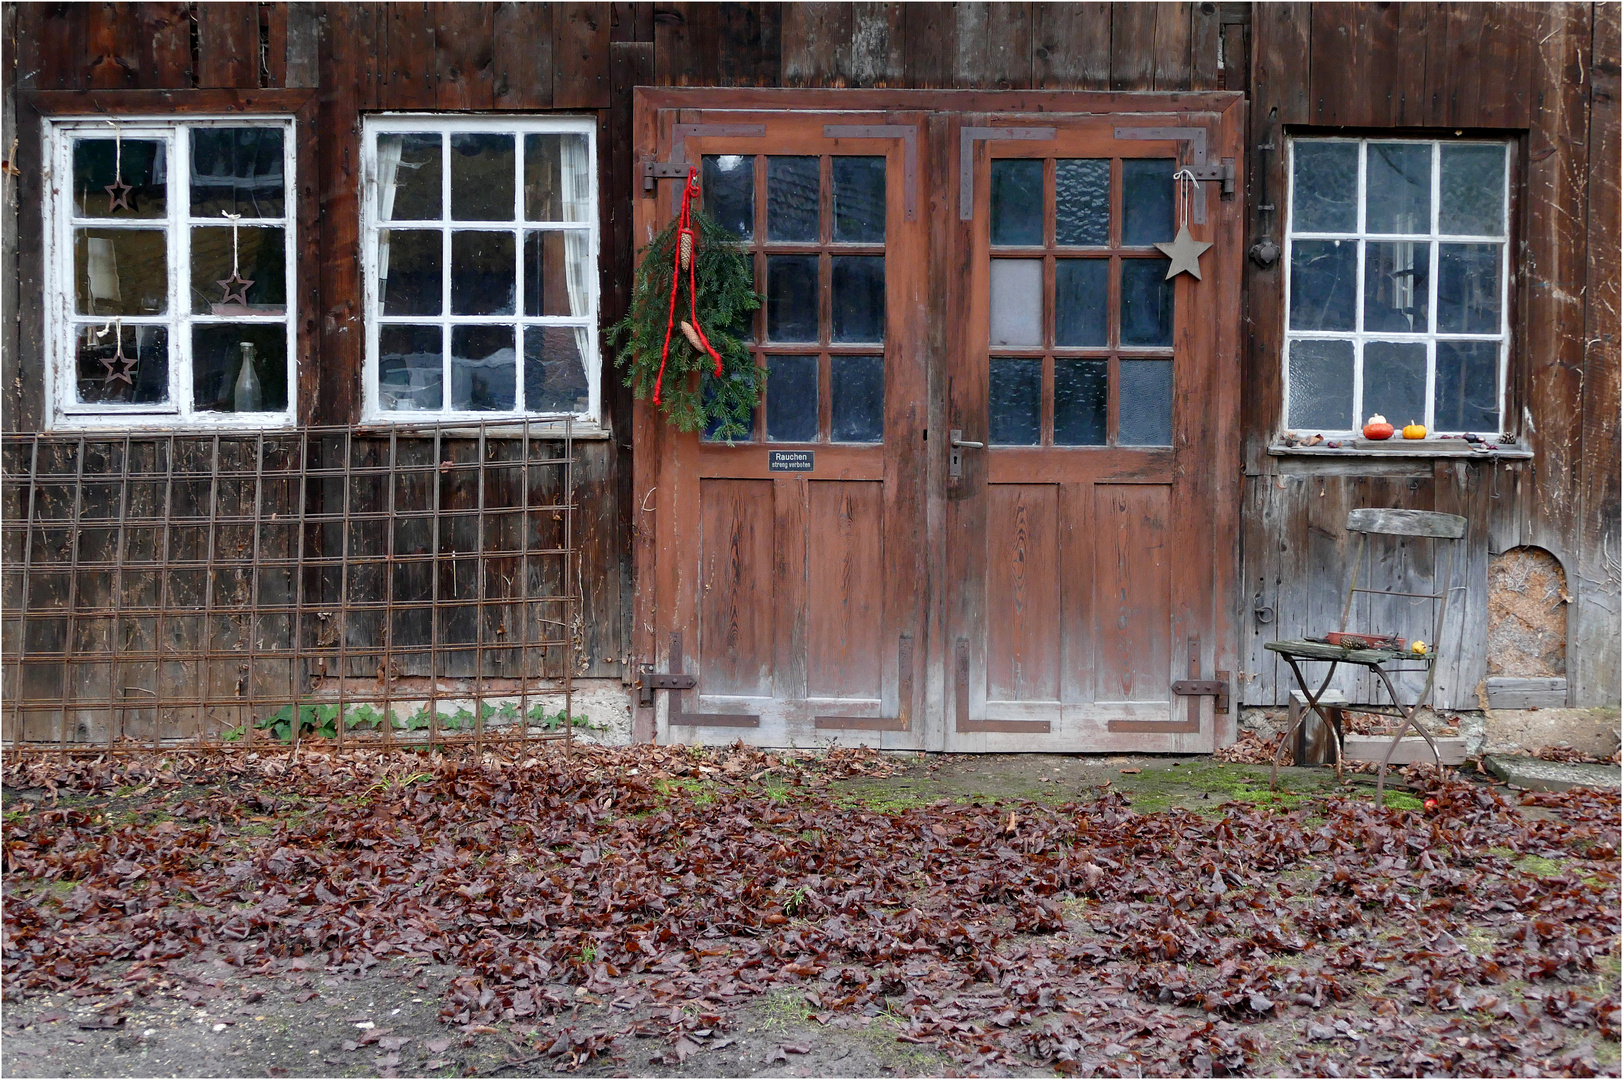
[216,211,254,307]
[1154,168,1213,280]
[105,122,134,212]
[100,323,137,386]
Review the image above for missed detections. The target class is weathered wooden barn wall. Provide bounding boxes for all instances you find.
[3,2,1619,708]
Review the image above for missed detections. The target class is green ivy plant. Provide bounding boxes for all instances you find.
[224,701,603,743]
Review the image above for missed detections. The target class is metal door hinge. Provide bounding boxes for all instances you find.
[636,664,696,706]
[1172,673,1231,713]
[642,159,696,193]
[1182,159,1236,198]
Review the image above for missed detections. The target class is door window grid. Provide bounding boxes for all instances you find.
[987,155,1175,448]
[701,153,887,445]
[1283,137,1510,436]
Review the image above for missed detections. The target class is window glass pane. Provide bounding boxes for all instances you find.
[1435,341,1500,432]
[451,325,516,411]
[833,157,886,243]
[379,230,442,316]
[190,225,286,314]
[523,230,590,317]
[72,138,167,219]
[703,155,754,241]
[74,324,168,405]
[1055,159,1109,246]
[379,325,444,411]
[990,159,1043,246]
[189,127,285,218]
[766,355,819,442]
[1436,243,1502,333]
[831,355,884,443]
[1120,258,1174,347]
[1119,360,1173,445]
[1290,142,1358,233]
[989,358,1041,445]
[766,255,819,342]
[703,368,756,442]
[450,231,516,316]
[192,324,288,413]
[1362,341,1427,428]
[989,258,1042,347]
[524,133,591,222]
[378,133,443,221]
[523,326,589,414]
[449,133,515,221]
[1054,359,1107,445]
[767,156,819,242]
[1363,241,1430,333]
[1122,159,1174,245]
[1054,259,1108,347]
[1288,239,1356,331]
[74,229,167,316]
[831,256,884,343]
[1365,142,1431,235]
[1440,145,1505,236]
[1286,339,1355,431]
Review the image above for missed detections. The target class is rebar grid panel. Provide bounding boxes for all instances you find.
[1,421,578,754]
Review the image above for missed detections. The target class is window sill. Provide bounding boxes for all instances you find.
[352,419,612,441]
[1268,438,1533,460]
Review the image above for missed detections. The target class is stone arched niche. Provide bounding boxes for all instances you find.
[1486,546,1568,678]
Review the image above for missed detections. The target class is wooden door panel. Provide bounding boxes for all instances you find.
[698,478,776,697]
[805,480,884,700]
[985,484,1062,703]
[1093,483,1172,704]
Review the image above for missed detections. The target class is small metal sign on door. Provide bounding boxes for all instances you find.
[769,450,814,472]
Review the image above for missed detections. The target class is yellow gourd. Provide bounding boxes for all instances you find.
[1402,422,1427,440]
[1411,640,1429,656]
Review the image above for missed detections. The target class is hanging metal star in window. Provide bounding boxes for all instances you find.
[1154,224,1213,281]
[101,341,137,386]
[105,178,135,213]
[216,272,254,307]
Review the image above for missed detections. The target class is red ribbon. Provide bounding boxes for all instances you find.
[652,170,724,406]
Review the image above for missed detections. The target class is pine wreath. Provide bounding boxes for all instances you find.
[610,206,762,441]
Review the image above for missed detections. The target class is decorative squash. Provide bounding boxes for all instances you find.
[1402,422,1427,440]
[1410,640,1429,656]
[1362,414,1395,440]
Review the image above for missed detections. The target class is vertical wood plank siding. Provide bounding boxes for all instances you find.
[4,3,1618,704]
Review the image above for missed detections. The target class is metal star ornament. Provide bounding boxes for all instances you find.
[105,178,134,213]
[1154,224,1213,281]
[216,272,254,307]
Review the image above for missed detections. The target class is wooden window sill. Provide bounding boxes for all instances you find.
[1268,439,1533,460]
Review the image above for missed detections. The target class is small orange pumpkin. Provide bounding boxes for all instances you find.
[1362,414,1395,440]
[1402,422,1427,440]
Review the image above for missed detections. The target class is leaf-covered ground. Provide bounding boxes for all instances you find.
[3,745,1619,1077]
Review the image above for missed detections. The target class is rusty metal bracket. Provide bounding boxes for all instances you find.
[636,668,696,706]
[1172,677,1231,713]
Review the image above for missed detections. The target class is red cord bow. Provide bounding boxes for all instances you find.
[653,169,724,406]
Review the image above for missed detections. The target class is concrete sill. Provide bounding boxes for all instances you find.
[1269,439,1533,460]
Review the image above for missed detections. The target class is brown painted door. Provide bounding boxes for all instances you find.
[943,108,1245,752]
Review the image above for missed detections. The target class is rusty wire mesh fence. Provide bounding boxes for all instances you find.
[2,422,579,753]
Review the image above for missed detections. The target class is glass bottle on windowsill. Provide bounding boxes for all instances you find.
[233,341,262,413]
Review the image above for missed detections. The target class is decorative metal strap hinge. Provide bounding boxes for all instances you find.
[1170,635,1231,713]
[635,663,696,707]
[641,160,695,193]
[1183,159,1235,198]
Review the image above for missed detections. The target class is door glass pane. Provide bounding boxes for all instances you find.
[1436,243,1502,333]
[989,259,1042,347]
[1291,142,1359,233]
[1119,359,1172,445]
[831,256,884,343]
[989,358,1041,445]
[72,138,167,218]
[1435,341,1499,432]
[190,127,285,218]
[379,325,444,411]
[1054,359,1107,445]
[524,230,590,316]
[1122,159,1174,245]
[1440,145,1505,236]
[1362,341,1427,427]
[831,355,883,442]
[1120,259,1173,347]
[379,230,442,316]
[451,325,516,411]
[1054,259,1108,347]
[768,156,819,242]
[990,159,1043,246]
[703,155,754,241]
[703,368,756,441]
[833,157,886,243]
[73,324,168,405]
[766,255,819,342]
[1366,142,1431,235]
[1287,339,1355,431]
[1056,159,1109,246]
[524,133,591,222]
[450,134,515,221]
[377,133,443,221]
[74,229,167,316]
[191,225,286,314]
[450,231,516,315]
[523,325,589,414]
[192,324,288,413]
[1288,239,1356,331]
[1363,241,1430,333]
[766,355,818,442]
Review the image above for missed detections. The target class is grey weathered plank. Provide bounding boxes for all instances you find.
[1346,508,1467,539]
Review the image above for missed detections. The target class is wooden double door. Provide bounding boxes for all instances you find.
[632,90,1244,752]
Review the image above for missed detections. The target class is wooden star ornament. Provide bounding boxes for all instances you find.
[1154,224,1213,281]
[105,178,135,213]
[216,272,254,307]
[101,341,137,386]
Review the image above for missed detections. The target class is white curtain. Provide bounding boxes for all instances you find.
[560,134,593,383]
[375,135,405,282]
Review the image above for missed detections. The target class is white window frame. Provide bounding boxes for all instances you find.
[1282,136,1512,438]
[360,114,601,428]
[44,115,299,430]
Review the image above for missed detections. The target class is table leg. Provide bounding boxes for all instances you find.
[1273,656,1341,790]
[1371,664,1443,804]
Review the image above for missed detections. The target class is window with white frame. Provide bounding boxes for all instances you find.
[1283,138,1510,436]
[47,117,297,427]
[362,116,599,423]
